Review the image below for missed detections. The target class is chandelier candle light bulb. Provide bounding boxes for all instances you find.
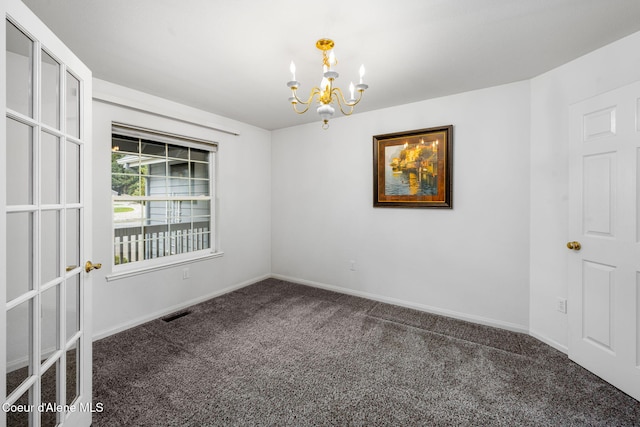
[287,38,369,129]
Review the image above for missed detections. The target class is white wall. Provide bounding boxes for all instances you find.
[91,79,272,339]
[271,81,531,331]
[8,28,637,352]
[529,31,640,351]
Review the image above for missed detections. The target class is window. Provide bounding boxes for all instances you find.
[111,123,216,268]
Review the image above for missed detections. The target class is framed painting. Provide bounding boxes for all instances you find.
[373,125,453,208]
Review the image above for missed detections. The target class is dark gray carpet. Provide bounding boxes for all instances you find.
[92,279,640,426]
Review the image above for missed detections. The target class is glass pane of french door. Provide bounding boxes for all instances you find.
[41,50,60,130]
[6,20,33,117]
[4,2,91,424]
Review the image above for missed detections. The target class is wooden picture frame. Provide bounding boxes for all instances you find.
[373,125,453,208]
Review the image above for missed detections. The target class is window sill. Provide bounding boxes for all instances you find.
[105,251,224,282]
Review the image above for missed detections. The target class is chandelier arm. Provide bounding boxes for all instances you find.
[292,87,321,106]
[332,87,357,116]
[292,102,312,115]
[334,86,364,107]
[333,94,354,116]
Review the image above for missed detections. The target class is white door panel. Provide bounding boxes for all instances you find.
[581,260,615,351]
[569,81,640,402]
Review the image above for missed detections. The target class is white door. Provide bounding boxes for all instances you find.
[2,1,94,426]
[568,81,640,401]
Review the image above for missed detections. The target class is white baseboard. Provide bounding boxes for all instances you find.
[7,346,58,373]
[271,274,529,335]
[92,273,270,341]
[92,273,568,356]
[529,329,568,354]
[7,355,28,373]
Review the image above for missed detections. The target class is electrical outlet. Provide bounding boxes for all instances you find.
[182,267,190,280]
[349,260,356,271]
[556,297,567,314]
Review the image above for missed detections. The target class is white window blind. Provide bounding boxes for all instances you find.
[112,122,218,152]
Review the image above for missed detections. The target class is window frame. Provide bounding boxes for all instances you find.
[109,122,220,278]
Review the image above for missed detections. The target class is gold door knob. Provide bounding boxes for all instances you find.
[85,261,103,273]
[566,241,582,251]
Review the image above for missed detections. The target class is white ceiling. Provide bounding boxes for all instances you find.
[20,0,640,131]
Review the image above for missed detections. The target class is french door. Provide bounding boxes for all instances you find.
[2,1,93,426]
[568,80,640,401]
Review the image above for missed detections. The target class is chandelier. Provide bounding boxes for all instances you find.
[287,38,369,129]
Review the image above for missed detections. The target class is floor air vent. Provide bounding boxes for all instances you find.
[162,310,192,323]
